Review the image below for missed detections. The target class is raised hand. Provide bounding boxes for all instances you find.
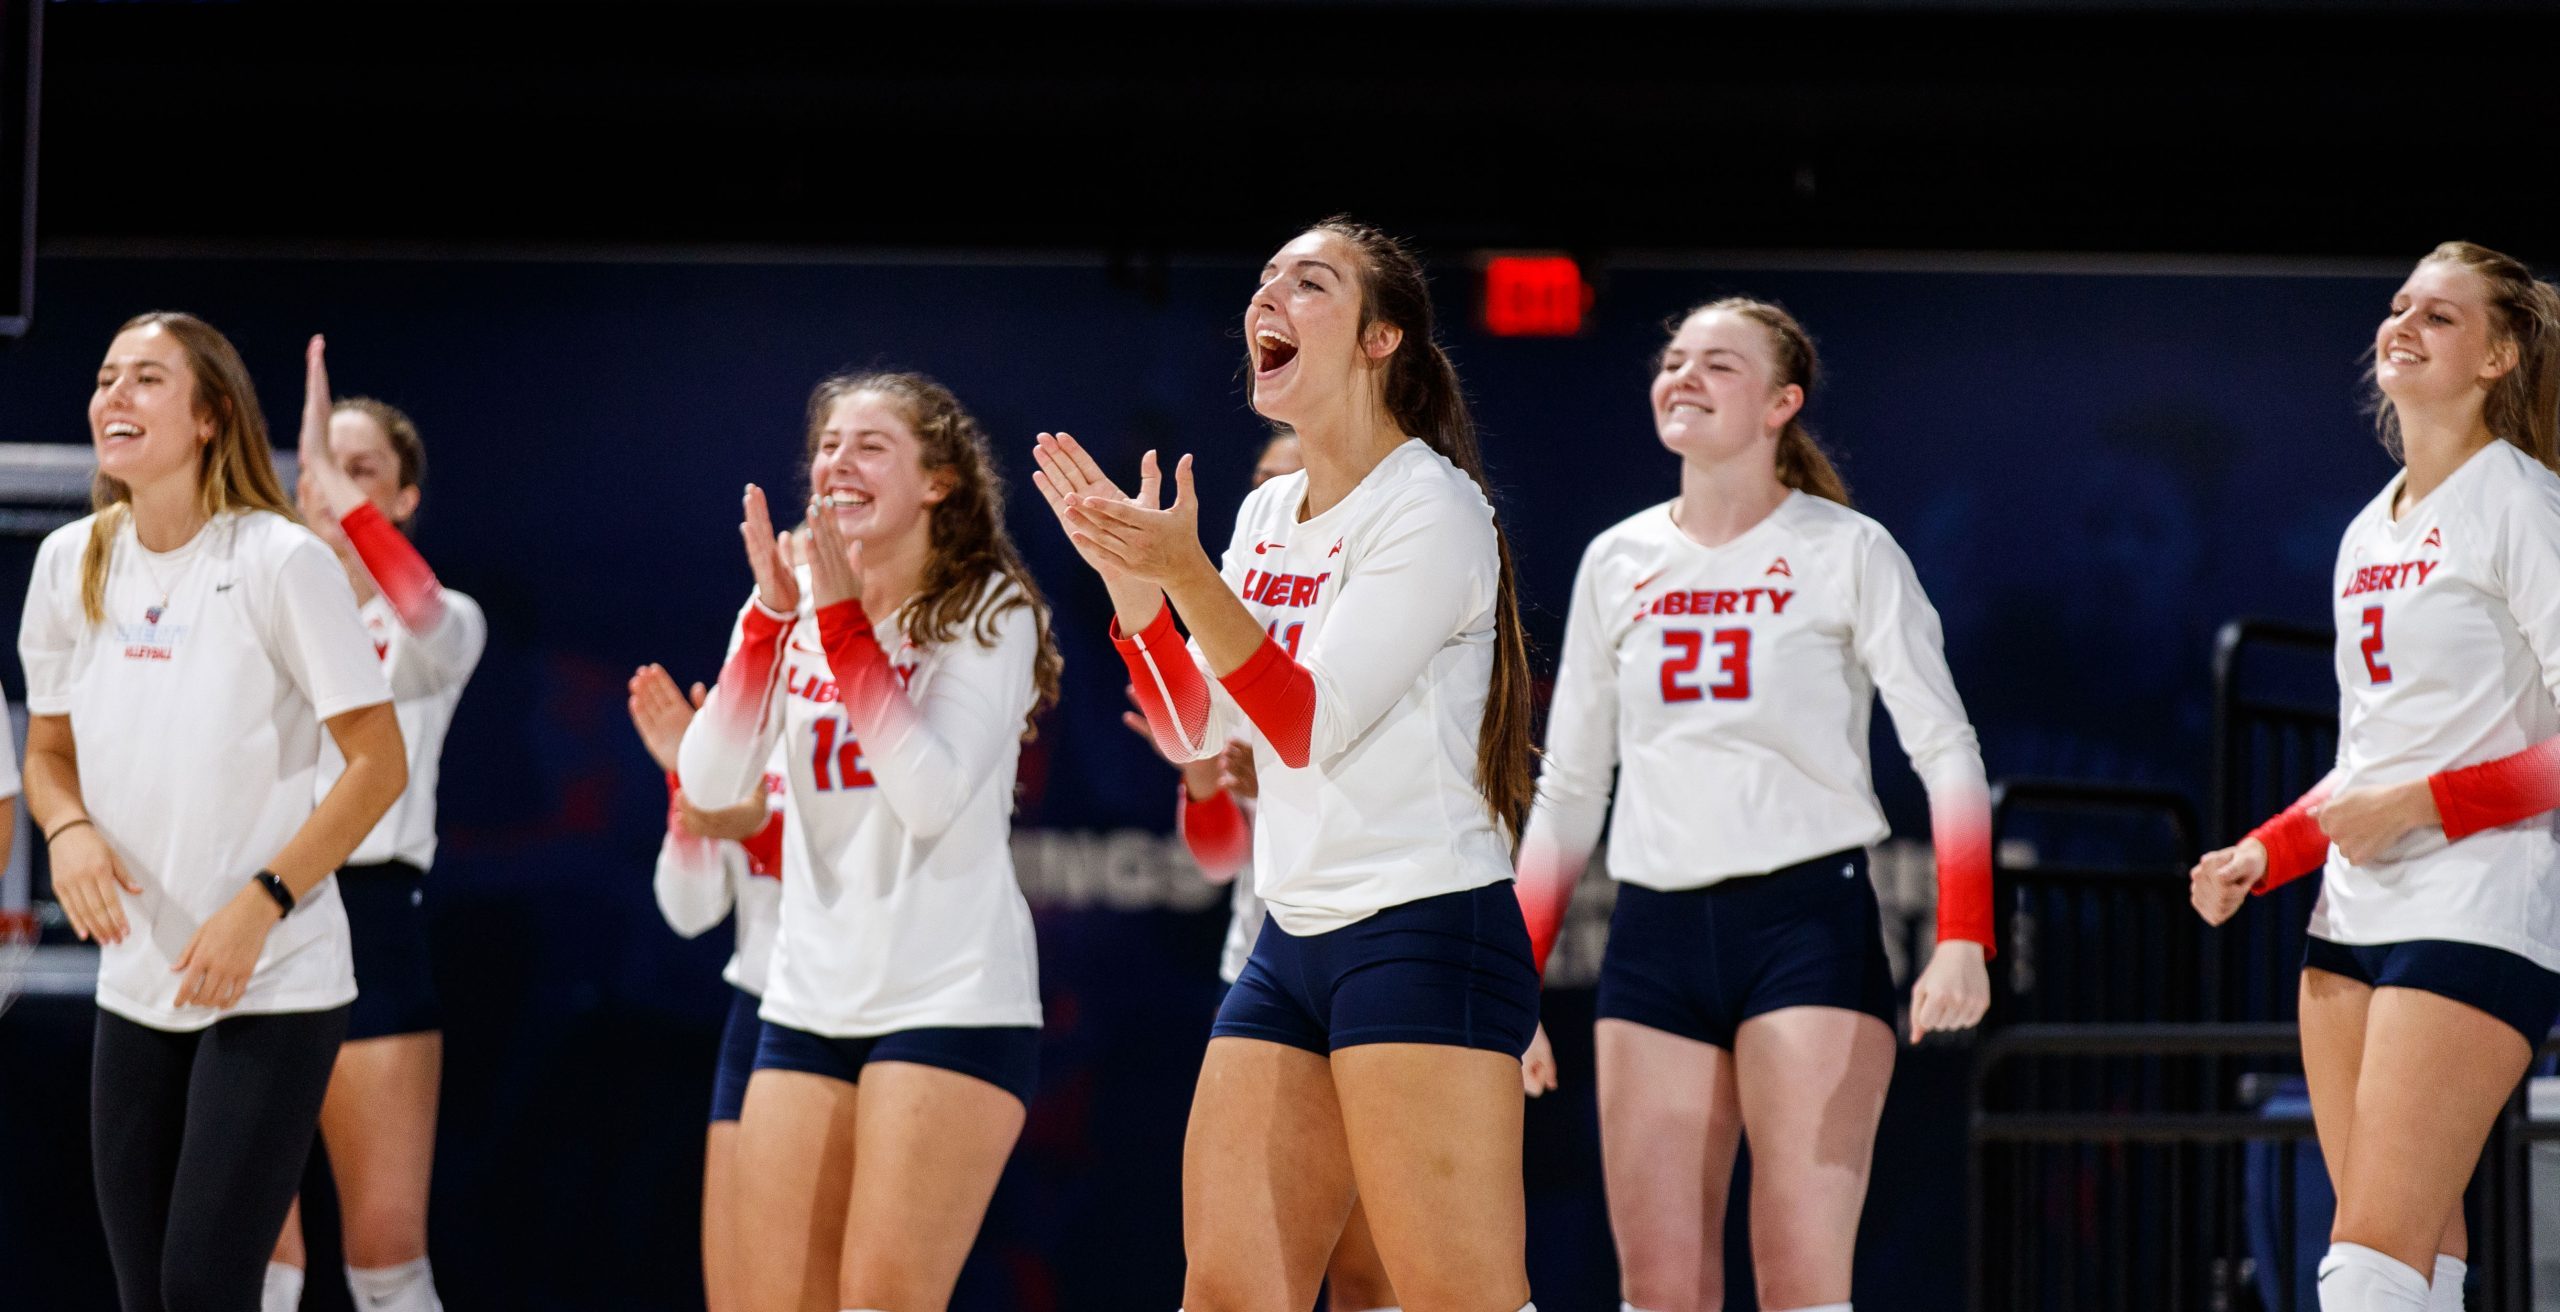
[1909,940,1991,1041]
[741,484,800,615]
[1060,449,1211,588]
[297,335,363,521]
[1218,740,1259,801]
[804,499,866,610]
[2188,838,2267,926]
[627,663,701,773]
[1030,431,1149,581]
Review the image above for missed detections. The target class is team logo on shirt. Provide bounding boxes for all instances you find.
[115,610,186,661]
[1765,557,1793,578]
[2424,527,2443,549]
[2340,560,2438,598]
[1240,568,1330,610]
[1638,587,1795,619]
[1329,538,1344,558]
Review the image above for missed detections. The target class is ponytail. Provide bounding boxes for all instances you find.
[1313,217,1535,838]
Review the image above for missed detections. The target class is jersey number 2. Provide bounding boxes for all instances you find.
[810,717,875,792]
[2359,606,2393,686]
[1661,628,1752,703]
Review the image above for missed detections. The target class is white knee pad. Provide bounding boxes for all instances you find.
[2319,1243,2430,1312]
[2428,1255,2467,1312]
[345,1258,442,1312]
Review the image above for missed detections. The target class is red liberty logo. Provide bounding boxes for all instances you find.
[2424,527,2442,549]
[1765,557,1793,578]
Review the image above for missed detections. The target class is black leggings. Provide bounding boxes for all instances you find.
[91,1006,348,1312]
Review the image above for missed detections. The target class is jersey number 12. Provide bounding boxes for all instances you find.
[810,717,876,792]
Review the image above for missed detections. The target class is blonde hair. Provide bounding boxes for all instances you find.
[80,312,297,624]
[1670,297,1853,506]
[2369,240,2560,472]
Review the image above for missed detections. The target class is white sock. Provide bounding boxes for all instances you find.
[346,1258,442,1312]
[2428,1255,2466,1312]
[261,1263,304,1312]
[2320,1243,2430,1311]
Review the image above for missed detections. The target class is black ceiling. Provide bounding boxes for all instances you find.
[35,0,2560,261]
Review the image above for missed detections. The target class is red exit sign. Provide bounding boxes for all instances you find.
[1480,254,1591,337]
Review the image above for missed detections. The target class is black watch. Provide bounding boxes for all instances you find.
[253,870,297,915]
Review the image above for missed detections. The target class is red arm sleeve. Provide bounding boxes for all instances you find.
[339,501,446,634]
[1217,634,1316,770]
[2248,778,2338,895]
[1932,791,1996,955]
[1111,605,1218,761]
[813,599,914,743]
[2430,736,2560,843]
[1179,789,1252,882]
[738,810,785,880]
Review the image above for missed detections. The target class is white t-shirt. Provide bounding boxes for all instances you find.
[655,743,786,997]
[317,590,485,869]
[678,572,1044,1036]
[1519,493,1989,892]
[20,510,392,1030]
[2311,441,2560,967]
[1145,439,1514,936]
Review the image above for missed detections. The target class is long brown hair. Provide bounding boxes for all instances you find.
[1672,297,1853,506]
[80,312,298,624]
[802,370,1063,738]
[1301,217,1535,838]
[2368,241,2560,472]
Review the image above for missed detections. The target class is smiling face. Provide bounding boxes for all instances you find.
[1651,308,1802,465]
[808,389,949,549]
[2375,257,2518,414]
[90,323,215,493]
[1246,229,1399,428]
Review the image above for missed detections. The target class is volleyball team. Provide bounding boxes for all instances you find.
[22,223,2558,1312]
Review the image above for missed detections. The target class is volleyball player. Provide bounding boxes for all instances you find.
[1126,429,1402,1312]
[1509,298,1992,1312]
[2192,242,2560,1312]
[22,312,406,1312]
[1035,218,1542,1312]
[678,371,1061,1312]
[627,661,784,1312]
[257,338,484,1312]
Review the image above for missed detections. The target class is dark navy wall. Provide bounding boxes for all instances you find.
[0,251,2405,1311]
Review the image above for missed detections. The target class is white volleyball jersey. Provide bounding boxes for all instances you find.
[20,511,392,1030]
[2310,441,2560,967]
[1140,438,1513,936]
[678,571,1044,1036]
[316,590,485,869]
[654,744,787,997]
[1519,493,1990,894]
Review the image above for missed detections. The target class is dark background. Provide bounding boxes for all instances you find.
[3,2,2553,1310]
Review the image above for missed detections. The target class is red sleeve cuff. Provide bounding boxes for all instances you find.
[2248,806,2331,895]
[1217,635,1314,769]
[1179,788,1252,880]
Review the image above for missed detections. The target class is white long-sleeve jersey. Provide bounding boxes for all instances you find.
[654,743,787,997]
[1117,438,1514,937]
[317,591,485,870]
[1515,493,1994,962]
[2311,441,2560,968]
[677,570,1043,1036]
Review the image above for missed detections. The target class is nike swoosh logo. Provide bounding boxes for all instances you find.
[214,583,237,592]
[1633,570,1664,592]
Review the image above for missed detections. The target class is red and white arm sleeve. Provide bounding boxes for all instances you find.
[1112,604,1224,763]
[653,772,740,939]
[1515,541,1621,976]
[2247,772,2339,895]
[1216,490,1500,771]
[814,596,1035,840]
[340,502,446,633]
[1179,787,1253,883]
[677,597,795,809]
[2429,739,2560,843]
[1853,530,1996,954]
